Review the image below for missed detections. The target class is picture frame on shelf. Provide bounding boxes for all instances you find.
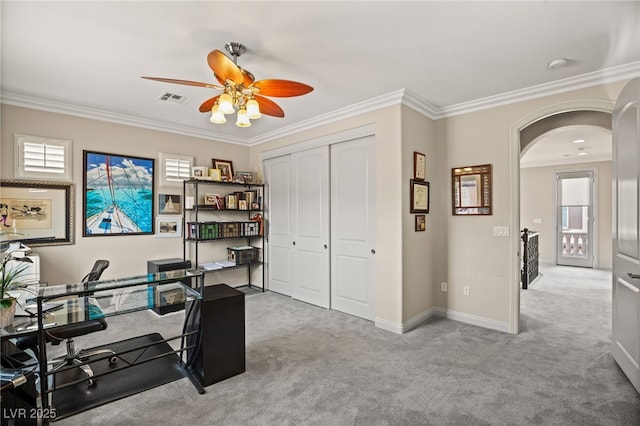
[225,193,237,210]
[203,194,218,205]
[155,217,181,238]
[238,200,248,210]
[235,171,254,184]
[415,214,426,232]
[414,151,426,181]
[209,168,222,181]
[212,159,234,182]
[191,166,209,178]
[410,179,430,213]
[83,150,154,236]
[158,194,182,215]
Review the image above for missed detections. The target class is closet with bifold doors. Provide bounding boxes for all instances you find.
[264,133,376,321]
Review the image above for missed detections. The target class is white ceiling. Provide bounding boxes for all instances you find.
[1,1,639,147]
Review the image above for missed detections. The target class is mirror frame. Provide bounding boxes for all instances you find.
[0,180,74,246]
[451,164,492,215]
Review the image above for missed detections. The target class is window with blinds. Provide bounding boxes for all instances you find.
[14,134,72,181]
[160,152,193,187]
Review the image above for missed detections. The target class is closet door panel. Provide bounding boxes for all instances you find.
[331,136,376,320]
[264,155,293,296]
[291,147,330,308]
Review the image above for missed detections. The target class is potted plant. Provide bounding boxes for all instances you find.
[0,250,33,327]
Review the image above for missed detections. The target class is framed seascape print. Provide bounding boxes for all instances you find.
[83,150,154,236]
[415,214,426,232]
[410,179,430,213]
[212,159,234,182]
[0,180,74,246]
[156,217,181,238]
[158,194,182,214]
[414,152,426,181]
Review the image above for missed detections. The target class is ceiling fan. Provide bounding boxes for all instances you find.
[142,42,314,127]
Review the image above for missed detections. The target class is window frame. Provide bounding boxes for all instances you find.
[14,134,73,182]
[159,152,194,188]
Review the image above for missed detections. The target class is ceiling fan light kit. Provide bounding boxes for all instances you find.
[142,42,313,128]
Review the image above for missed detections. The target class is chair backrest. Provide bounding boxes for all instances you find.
[82,260,109,282]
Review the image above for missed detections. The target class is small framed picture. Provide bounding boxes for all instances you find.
[225,194,237,209]
[192,166,209,178]
[158,194,182,214]
[155,217,181,238]
[414,152,426,181]
[410,179,430,213]
[415,214,426,232]
[238,200,248,210]
[209,168,222,181]
[203,194,219,205]
[235,171,254,184]
[212,159,234,182]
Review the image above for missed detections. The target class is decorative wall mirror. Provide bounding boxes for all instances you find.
[451,164,492,215]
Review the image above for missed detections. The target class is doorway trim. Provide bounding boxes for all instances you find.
[509,99,614,334]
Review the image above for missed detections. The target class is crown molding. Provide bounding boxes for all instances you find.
[246,89,407,146]
[3,61,638,146]
[438,61,640,118]
[0,92,248,146]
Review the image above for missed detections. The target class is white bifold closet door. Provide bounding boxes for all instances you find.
[330,137,376,320]
[290,147,330,308]
[264,155,294,296]
[264,136,375,320]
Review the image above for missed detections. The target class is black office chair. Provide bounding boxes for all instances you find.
[44,260,117,386]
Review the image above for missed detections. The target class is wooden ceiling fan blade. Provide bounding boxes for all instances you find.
[141,76,221,89]
[240,67,255,86]
[252,79,313,97]
[207,50,243,84]
[199,95,220,113]
[254,95,285,117]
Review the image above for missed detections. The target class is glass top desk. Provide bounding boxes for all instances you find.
[2,269,205,422]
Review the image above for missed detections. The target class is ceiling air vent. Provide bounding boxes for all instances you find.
[158,92,191,105]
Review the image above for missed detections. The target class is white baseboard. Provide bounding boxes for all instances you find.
[375,307,510,334]
[433,307,510,333]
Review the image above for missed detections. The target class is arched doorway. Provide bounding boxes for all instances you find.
[508,100,614,333]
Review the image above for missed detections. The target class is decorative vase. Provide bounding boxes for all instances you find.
[0,297,17,328]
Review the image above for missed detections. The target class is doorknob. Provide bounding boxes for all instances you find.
[371,249,376,254]
[292,241,296,246]
[628,273,640,279]
[324,244,328,249]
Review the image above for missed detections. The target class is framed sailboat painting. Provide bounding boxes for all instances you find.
[83,150,155,236]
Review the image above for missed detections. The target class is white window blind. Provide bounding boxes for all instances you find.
[14,134,72,181]
[160,153,193,187]
[23,142,66,173]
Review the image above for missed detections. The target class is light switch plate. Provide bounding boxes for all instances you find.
[493,226,510,237]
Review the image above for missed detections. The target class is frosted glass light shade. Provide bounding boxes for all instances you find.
[246,99,262,119]
[235,108,251,127]
[219,93,234,114]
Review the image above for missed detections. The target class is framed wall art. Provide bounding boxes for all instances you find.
[155,216,181,238]
[413,152,426,181]
[158,194,182,214]
[451,164,492,215]
[211,159,234,182]
[415,214,426,232]
[0,180,73,246]
[83,150,154,236]
[410,179,430,213]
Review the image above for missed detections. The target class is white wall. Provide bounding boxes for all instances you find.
[520,161,612,269]
[1,105,250,286]
[438,80,627,330]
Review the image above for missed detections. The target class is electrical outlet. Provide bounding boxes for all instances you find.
[463,286,470,296]
[441,282,448,292]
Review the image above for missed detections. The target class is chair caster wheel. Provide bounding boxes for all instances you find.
[87,379,96,388]
[109,356,117,364]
